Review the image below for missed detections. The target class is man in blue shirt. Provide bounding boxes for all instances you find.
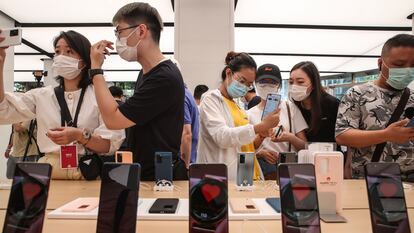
[181,87,199,167]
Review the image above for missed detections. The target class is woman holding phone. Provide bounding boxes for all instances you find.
[197,52,280,181]
[248,64,307,179]
[0,30,124,179]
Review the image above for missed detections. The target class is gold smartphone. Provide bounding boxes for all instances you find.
[115,151,133,164]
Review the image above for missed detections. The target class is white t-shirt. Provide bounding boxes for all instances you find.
[247,100,308,153]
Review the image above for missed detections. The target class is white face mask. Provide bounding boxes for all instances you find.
[116,27,141,62]
[256,83,279,100]
[52,55,83,80]
[289,84,311,101]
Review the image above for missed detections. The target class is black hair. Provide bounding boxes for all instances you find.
[381,34,414,57]
[290,61,326,135]
[194,84,209,100]
[109,86,124,98]
[53,30,92,89]
[112,2,163,44]
[221,51,257,81]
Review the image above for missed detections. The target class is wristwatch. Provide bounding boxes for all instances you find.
[88,69,104,80]
[80,128,92,145]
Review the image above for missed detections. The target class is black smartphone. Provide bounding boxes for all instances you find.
[96,163,141,233]
[148,198,179,214]
[266,197,281,213]
[364,163,411,233]
[278,152,298,164]
[278,163,321,233]
[3,163,52,233]
[189,164,228,233]
[154,152,173,185]
[261,93,282,120]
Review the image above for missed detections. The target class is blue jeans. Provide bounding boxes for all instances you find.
[257,157,277,176]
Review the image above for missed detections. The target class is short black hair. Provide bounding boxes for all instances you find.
[194,84,209,100]
[109,86,124,98]
[381,34,414,57]
[53,30,92,89]
[112,2,163,43]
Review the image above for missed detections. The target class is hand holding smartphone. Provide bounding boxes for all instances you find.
[261,94,282,120]
[0,28,22,47]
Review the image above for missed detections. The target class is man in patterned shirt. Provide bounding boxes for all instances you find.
[336,34,414,179]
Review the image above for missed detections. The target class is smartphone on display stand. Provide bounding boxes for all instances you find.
[154,152,173,186]
[278,152,298,164]
[115,151,133,164]
[2,163,52,233]
[148,198,179,214]
[364,162,411,233]
[278,163,321,233]
[96,163,141,233]
[189,164,228,233]
[0,28,22,47]
[236,152,254,186]
[261,93,282,120]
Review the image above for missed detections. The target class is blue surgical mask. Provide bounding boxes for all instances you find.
[227,79,249,99]
[383,62,414,90]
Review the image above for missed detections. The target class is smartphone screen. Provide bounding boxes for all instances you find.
[96,163,141,233]
[189,164,228,233]
[365,163,411,233]
[154,152,173,184]
[262,94,281,120]
[3,163,52,233]
[278,164,321,233]
[237,153,254,186]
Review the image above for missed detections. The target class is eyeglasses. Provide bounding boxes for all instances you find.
[114,24,139,39]
[233,73,254,90]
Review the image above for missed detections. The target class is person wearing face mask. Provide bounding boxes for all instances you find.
[89,3,187,181]
[289,61,340,144]
[196,52,281,181]
[0,30,124,180]
[336,34,414,180]
[248,64,308,179]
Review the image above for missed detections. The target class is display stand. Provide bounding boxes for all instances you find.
[319,192,347,223]
[235,184,255,192]
[153,179,174,192]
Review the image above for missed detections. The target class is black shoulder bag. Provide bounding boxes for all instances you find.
[371,88,410,162]
[54,86,102,180]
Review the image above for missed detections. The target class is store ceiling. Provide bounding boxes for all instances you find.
[1,0,413,81]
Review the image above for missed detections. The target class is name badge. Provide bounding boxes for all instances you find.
[60,145,78,169]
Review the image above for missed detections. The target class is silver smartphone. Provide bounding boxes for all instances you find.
[0,28,22,47]
[237,152,255,186]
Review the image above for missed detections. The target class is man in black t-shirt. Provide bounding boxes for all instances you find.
[89,2,187,180]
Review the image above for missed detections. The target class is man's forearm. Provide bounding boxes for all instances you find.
[336,128,388,148]
[181,135,192,166]
[92,75,119,124]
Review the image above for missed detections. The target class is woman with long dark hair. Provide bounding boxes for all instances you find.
[289,61,340,143]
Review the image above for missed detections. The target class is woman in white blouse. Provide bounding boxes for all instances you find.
[0,30,124,179]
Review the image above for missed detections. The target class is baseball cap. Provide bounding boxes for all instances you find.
[256,64,282,84]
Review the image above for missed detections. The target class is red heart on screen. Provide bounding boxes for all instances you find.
[22,182,41,201]
[201,184,221,203]
[379,182,397,198]
[292,184,310,202]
